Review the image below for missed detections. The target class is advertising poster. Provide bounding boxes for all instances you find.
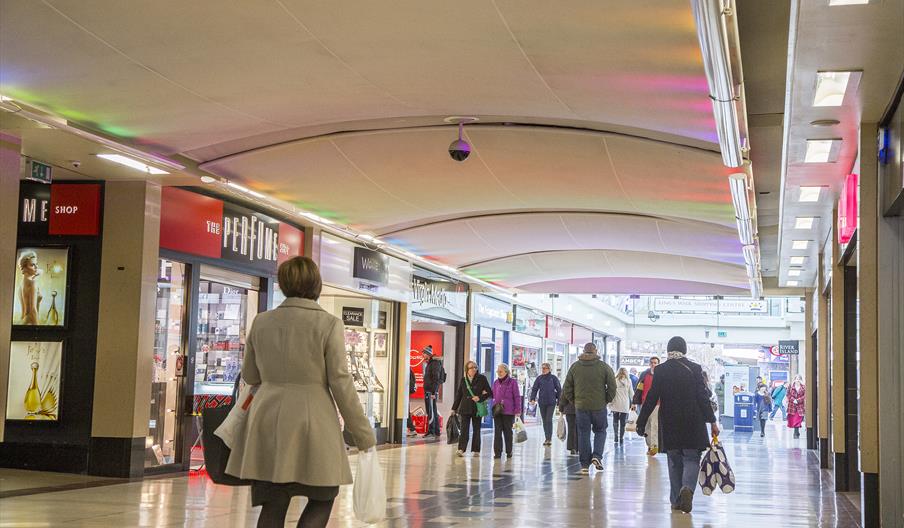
[12,247,68,327]
[6,341,63,421]
[409,330,444,400]
[723,365,750,418]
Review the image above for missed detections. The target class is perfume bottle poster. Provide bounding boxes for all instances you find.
[12,246,68,327]
[6,340,63,421]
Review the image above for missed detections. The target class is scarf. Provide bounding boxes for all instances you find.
[667,351,686,360]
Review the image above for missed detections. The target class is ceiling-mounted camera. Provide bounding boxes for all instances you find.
[445,116,478,162]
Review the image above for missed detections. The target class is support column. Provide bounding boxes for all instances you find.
[804,292,815,449]
[0,133,22,443]
[89,181,161,478]
[858,123,880,526]
[394,303,411,443]
[817,250,830,467]
[830,208,848,490]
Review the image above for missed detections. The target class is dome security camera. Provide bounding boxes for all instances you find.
[448,123,471,162]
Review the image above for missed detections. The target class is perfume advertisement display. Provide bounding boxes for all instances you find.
[6,341,62,421]
[409,330,444,400]
[12,247,68,327]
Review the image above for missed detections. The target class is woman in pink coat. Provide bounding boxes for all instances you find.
[787,375,805,439]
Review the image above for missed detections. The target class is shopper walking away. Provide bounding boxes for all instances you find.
[406,367,418,437]
[770,382,788,421]
[755,383,772,437]
[629,368,639,392]
[422,346,445,438]
[492,363,522,459]
[559,393,578,455]
[562,342,617,474]
[225,257,376,528]
[787,376,806,438]
[529,362,562,446]
[714,375,726,417]
[451,361,492,457]
[632,356,661,456]
[636,336,719,514]
[609,368,633,445]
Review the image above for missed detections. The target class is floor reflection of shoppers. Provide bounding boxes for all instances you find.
[609,368,633,445]
[755,383,772,438]
[529,362,562,446]
[636,336,719,514]
[559,393,578,455]
[226,257,376,528]
[632,356,661,456]
[451,361,492,457]
[787,376,806,439]
[492,364,522,459]
[770,382,788,421]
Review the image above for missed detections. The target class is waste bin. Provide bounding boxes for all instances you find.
[733,393,754,432]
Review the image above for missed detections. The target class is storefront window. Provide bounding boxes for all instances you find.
[147,259,187,468]
[194,278,258,395]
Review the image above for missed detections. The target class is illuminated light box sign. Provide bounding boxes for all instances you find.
[410,268,468,322]
[473,294,513,330]
[353,246,390,285]
[18,182,102,237]
[838,173,858,245]
[159,187,303,274]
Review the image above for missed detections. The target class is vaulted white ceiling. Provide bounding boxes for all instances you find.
[1,0,756,294]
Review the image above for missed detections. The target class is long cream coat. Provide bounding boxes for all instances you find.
[225,298,376,486]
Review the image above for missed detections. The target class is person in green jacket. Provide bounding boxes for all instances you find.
[562,342,617,474]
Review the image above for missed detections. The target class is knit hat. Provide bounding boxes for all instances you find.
[422,345,433,356]
[667,336,687,355]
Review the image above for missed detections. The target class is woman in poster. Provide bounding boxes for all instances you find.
[787,375,806,439]
[17,250,42,325]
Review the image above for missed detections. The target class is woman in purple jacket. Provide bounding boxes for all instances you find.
[492,363,522,459]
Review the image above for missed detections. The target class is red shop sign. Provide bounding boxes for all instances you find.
[160,187,223,258]
[838,173,858,245]
[48,183,102,236]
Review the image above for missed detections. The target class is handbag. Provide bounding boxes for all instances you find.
[446,413,461,445]
[465,377,488,417]
[492,402,504,417]
[202,377,251,486]
[698,436,736,495]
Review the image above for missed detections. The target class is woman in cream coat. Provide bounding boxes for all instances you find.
[226,257,376,528]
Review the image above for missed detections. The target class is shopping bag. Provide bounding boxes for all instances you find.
[353,448,387,524]
[526,401,538,417]
[214,383,256,449]
[556,414,567,440]
[625,410,638,432]
[202,378,251,486]
[698,436,736,496]
[787,413,803,428]
[446,414,461,445]
[513,416,528,443]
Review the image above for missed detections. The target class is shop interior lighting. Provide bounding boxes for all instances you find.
[96,154,168,175]
[789,256,806,265]
[798,186,823,202]
[791,240,810,250]
[788,269,802,277]
[804,139,841,163]
[795,217,816,229]
[692,0,744,167]
[786,280,800,287]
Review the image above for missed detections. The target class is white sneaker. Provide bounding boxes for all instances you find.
[456,449,465,457]
[591,458,604,471]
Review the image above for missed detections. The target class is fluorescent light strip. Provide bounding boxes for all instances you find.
[792,240,810,250]
[788,269,802,277]
[790,256,806,265]
[96,154,168,175]
[828,0,869,6]
[798,186,822,202]
[795,217,816,229]
[787,280,799,287]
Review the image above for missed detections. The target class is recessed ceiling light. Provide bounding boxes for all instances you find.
[788,269,802,277]
[790,256,806,265]
[787,280,800,287]
[96,154,168,175]
[813,71,853,106]
[200,175,217,184]
[799,187,822,202]
[828,0,869,5]
[792,240,810,250]
[795,217,816,229]
[804,139,841,163]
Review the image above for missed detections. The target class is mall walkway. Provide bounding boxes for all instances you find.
[0,421,859,527]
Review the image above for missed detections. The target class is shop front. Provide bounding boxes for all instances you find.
[545,316,573,380]
[512,305,545,421]
[471,294,513,425]
[154,187,304,473]
[408,267,468,436]
[318,233,411,445]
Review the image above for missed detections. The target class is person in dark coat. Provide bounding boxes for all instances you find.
[558,393,578,455]
[636,336,718,514]
[406,367,418,436]
[451,360,492,456]
[529,362,562,445]
[421,346,444,437]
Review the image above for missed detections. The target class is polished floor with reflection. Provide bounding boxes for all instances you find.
[0,419,860,527]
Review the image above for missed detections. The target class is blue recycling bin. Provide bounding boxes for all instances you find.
[733,393,754,432]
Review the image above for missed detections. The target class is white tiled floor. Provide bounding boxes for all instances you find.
[0,419,861,527]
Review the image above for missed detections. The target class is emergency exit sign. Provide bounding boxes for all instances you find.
[29,160,52,184]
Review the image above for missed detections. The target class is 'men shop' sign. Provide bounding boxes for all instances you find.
[159,187,303,274]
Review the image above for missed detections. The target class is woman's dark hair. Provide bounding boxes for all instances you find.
[277,256,322,300]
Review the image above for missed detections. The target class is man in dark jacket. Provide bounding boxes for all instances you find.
[421,346,444,437]
[636,336,719,514]
[529,363,562,445]
[562,343,617,474]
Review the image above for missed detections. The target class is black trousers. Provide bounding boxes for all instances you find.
[457,414,483,452]
[612,411,628,441]
[539,404,556,441]
[565,413,577,451]
[494,414,515,456]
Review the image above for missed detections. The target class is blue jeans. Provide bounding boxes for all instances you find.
[424,392,440,435]
[575,409,607,468]
[770,402,786,420]
[667,449,702,506]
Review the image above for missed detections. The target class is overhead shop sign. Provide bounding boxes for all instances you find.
[653,298,767,313]
[410,268,468,322]
[514,305,546,338]
[159,187,304,274]
[546,316,573,343]
[778,340,800,356]
[353,246,390,286]
[572,325,594,346]
[472,294,513,330]
[18,181,103,237]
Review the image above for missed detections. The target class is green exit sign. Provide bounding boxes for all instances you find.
[717,331,728,338]
[29,160,52,184]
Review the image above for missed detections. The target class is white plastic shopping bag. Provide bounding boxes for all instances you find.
[625,410,638,432]
[513,416,528,443]
[556,414,567,440]
[213,383,256,449]
[353,448,387,524]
